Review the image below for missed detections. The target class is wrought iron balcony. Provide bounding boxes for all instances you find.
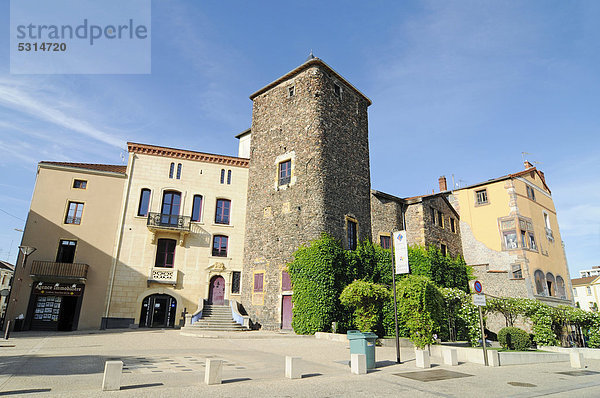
[30,261,89,281]
[147,212,191,232]
[148,266,178,286]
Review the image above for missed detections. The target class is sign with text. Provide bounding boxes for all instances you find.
[33,283,84,296]
[473,294,486,306]
[393,230,409,274]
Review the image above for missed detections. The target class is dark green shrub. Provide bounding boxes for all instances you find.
[498,327,531,351]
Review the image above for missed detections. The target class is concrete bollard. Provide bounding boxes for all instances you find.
[204,359,223,385]
[570,351,585,369]
[102,361,123,391]
[443,348,458,366]
[487,350,500,367]
[285,356,301,379]
[415,349,431,369]
[351,353,367,375]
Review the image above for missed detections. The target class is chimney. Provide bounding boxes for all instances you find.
[524,160,534,169]
[438,176,447,192]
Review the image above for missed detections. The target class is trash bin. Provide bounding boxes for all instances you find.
[347,330,378,369]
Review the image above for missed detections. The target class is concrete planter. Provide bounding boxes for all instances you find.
[415,348,431,368]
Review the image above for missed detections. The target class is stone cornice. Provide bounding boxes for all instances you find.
[127,142,249,168]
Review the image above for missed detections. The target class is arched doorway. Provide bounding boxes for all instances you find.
[208,275,225,305]
[139,294,177,328]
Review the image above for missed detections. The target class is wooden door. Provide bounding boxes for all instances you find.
[281,295,293,330]
[209,276,225,305]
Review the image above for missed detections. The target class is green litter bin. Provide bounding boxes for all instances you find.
[347,330,378,369]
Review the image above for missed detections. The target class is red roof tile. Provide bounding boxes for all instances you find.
[39,162,126,174]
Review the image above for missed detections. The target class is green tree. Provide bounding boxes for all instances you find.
[340,280,390,335]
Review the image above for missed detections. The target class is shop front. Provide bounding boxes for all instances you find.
[26,282,85,331]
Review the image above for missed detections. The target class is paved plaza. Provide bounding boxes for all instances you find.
[1,329,600,397]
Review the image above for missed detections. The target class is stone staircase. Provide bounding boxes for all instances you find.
[186,304,248,331]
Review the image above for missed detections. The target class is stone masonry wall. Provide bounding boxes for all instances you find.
[370,193,403,243]
[405,203,426,247]
[242,62,372,330]
[421,196,463,258]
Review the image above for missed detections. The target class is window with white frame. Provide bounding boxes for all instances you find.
[475,189,488,205]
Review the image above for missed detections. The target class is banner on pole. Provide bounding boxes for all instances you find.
[393,230,409,274]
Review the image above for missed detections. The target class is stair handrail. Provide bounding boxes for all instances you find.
[186,299,205,326]
[230,300,251,329]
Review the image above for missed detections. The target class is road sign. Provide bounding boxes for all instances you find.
[473,280,483,294]
[473,294,486,306]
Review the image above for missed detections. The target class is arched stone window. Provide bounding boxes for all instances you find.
[546,272,556,297]
[534,270,546,295]
[555,276,566,299]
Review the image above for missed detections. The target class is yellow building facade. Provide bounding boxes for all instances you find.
[450,162,573,308]
[7,162,126,330]
[102,143,249,328]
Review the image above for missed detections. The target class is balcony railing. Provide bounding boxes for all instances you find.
[30,261,89,280]
[148,267,178,285]
[147,212,191,232]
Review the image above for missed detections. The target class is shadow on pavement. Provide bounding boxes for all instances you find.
[0,388,52,396]
[0,355,119,376]
[376,360,399,368]
[222,378,252,384]
[121,383,164,390]
[301,373,322,378]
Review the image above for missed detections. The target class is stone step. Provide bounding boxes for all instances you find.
[184,327,248,332]
[189,323,247,329]
[194,318,239,325]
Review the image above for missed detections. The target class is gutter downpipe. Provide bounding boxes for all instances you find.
[103,152,135,327]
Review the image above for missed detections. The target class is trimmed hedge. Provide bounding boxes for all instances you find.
[498,327,531,351]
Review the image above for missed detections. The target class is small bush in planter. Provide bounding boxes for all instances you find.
[498,327,531,351]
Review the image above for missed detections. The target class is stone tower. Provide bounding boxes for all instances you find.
[241,57,372,329]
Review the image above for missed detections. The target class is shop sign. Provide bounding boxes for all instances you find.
[33,282,84,296]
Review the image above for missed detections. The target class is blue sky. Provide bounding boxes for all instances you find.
[0,1,598,278]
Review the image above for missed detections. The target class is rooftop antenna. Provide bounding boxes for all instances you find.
[120,151,126,164]
[521,151,530,164]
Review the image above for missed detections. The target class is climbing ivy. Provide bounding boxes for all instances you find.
[288,233,349,334]
[406,245,471,292]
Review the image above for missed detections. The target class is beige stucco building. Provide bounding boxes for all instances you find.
[102,143,249,328]
[450,161,573,308]
[7,162,126,330]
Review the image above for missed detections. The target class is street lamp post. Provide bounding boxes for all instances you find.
[3,245,36,339]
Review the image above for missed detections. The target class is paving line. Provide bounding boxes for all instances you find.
[0,337,49,391]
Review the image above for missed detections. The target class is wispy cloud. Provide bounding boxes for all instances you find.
[0,78,125,149]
